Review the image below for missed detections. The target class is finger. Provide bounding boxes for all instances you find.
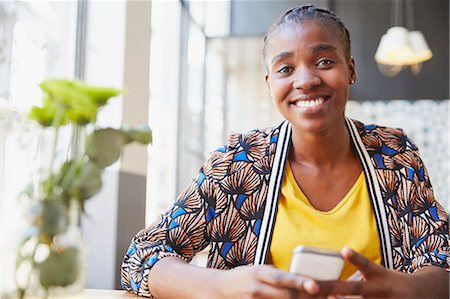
[256,266,319,294]
[248,282,313,299]
[316,280,387,298]
[247,282,283,299]
[341,246,381,277]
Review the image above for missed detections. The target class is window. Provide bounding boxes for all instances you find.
[0,1,78,293]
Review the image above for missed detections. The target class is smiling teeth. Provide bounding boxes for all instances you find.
[295,97,325,108]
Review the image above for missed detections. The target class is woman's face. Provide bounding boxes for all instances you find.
[265,20,356,134]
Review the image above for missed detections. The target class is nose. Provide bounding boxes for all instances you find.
[292,67,321,90]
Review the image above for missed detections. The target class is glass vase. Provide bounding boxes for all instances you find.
[15,200,84,299]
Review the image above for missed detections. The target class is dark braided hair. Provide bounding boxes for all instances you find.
[263,4,351,61]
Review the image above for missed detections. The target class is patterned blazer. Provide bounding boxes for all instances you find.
[121,118,449,297]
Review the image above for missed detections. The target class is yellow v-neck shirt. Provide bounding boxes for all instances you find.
[268,162,381,279]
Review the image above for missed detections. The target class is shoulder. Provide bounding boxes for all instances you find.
[211,123,282,158]
[350,118,418,154]
[201,123,282,180]
[351,118,406,138]
[227,123,281,150]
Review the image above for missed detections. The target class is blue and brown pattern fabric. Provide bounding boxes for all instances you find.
[354,121,449,272]
[121,119,449,297]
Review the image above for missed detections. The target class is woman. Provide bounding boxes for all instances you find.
[121,5,449,298]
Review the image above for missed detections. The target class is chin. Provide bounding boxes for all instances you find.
[292,117,341,134]
[294,120,326,133]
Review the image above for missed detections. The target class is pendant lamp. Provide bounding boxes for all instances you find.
[374,0,432,76]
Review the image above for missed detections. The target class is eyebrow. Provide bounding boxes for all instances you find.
[271,44,337,64]
[311,44,337,53]
[271,51,293,64]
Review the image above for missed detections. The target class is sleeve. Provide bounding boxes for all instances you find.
[399,131,450,273]
[120,148,230,297]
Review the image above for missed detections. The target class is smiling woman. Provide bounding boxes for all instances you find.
[120,4,449,299]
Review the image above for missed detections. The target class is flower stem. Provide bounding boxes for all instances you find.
[44,105,65,197]
[60,125,85,191]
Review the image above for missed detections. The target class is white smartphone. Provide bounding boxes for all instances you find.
[289,246,344,281]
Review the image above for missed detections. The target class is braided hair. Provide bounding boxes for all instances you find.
[263,4,351,61]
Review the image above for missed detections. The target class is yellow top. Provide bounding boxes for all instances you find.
[269,162,381,279]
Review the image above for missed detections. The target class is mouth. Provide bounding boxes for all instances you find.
[290,96,329,108]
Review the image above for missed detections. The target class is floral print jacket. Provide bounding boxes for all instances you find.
[121,118,449,297]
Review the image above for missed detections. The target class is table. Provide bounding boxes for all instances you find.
[70,289,140,298]
[27,289,140,299]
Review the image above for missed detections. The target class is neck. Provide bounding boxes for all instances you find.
[289,119,352,169]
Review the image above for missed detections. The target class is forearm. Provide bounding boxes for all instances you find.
[407,266,449,298]
[146,255,318,298]
[147,256,222,299]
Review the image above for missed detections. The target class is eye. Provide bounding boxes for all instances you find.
[316,59,335,67]
[277,66,294,74]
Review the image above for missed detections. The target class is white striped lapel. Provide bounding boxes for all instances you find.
[254,121,291,265]
[345,117,394,269]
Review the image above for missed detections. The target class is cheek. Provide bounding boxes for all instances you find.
[269,79,290,102]
[326,72,349,94]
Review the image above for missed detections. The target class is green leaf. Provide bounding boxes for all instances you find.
[39,79,74,105]
[29,106,54,127]
[122,124,152,144]
[40,79,120,108]
[66,104,97,125]
[40,80,89,110]
[72,80,122,106]
[71,162,102,200]
[28,97,68,127]
[40,201,67,239]
[38,79,122,126]
[38,247,80,288]
[86,128,125,168]
[58,87,97,125]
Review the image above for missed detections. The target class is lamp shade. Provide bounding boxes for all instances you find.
[409,31,433,64]
[375,26,433,70]
[374,26,415,66]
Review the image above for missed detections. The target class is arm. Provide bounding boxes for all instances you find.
[120,179,210,297]
[400,131,449,271]
[147,256,319,299]
[121,137,319,298]
[317,129,449,298]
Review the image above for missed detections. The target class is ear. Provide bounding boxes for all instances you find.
[265,73,272,98]
[348,56,357,84]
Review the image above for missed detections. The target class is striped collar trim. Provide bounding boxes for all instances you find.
[254,118,393,269]
[254,121,291,265]
[345,117,393,269]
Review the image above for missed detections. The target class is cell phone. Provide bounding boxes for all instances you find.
[289,246,344,281]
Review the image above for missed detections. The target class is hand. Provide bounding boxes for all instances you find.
[309,247,445,298]
[216,264,322,299]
